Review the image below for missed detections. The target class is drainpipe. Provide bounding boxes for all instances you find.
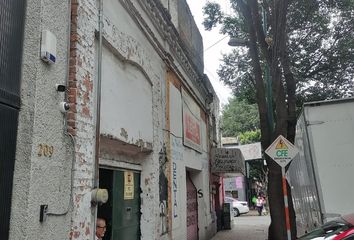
[95,0,103,191]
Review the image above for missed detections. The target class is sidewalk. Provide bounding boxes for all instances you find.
[210,210,270,240]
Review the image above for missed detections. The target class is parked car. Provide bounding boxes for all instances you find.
[297,213,354,240]
[224,197,249,217]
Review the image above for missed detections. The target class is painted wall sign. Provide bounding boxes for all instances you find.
[124,171,134,200]
[197,189,203,198]
[171,136,182,229]
[236,177,243,189]
[211,148,245,175]
[173,162,178,218]
[182,88,202,152]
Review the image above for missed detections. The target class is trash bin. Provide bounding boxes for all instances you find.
[223,202,232,230]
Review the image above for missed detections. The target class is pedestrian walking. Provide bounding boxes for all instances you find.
[251,195,257,209]
[256,196,264,216]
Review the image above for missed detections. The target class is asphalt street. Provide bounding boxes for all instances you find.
[210,210,270,240]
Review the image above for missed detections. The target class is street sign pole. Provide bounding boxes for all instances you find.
[265,135,299,240]
[282,167,291,240]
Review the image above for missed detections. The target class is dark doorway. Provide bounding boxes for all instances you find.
[98,168,141,240]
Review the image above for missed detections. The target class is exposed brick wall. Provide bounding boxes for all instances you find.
[68,0,97,239]
[68,0,78,136]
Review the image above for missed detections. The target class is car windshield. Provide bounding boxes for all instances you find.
[298,218,353,240]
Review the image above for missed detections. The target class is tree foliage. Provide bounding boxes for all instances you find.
[203,0,354,239]
[239,129,261,144]
[206,1,354,107]
[221,97,259,137]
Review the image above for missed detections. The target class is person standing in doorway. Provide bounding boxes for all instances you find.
[96,218,107,240]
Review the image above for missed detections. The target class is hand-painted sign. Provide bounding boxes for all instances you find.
[211,148,245,175]
[265,135,299,167]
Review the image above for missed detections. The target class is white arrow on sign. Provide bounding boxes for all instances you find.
[265,135,299,167]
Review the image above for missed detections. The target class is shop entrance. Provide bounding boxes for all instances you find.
[99,168,141,240]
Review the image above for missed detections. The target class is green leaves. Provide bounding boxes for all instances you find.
[203,0,354,107]
[221,97,260,137]
[202,2,223,30]
[239,129,261,144]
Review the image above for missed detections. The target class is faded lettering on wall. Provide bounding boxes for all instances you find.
[173,162,178,218]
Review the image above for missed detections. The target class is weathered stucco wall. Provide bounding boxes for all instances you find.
[10,0,72,239]
[159,0,204,73]
[100,1,168,239]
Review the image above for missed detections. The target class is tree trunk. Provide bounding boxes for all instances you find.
[267,157,297,240]
[238,0,298,238]
[237,0,271,147]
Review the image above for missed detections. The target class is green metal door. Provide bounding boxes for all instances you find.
[112,170,141,240]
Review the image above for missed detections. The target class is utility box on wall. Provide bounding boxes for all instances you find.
[40,30,57,64]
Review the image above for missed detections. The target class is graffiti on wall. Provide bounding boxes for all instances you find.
[159,145,168,235]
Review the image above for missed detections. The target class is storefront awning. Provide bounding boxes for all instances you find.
[211,148,245,177]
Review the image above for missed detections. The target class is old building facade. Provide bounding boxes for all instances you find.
[2,0,222,240]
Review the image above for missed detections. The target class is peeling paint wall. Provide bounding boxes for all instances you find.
[9,0,219,239]
[100,1,167,239]
[67,0,99,238]
[169,80,215,240]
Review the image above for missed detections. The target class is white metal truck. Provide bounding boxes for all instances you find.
[287,98,354,236]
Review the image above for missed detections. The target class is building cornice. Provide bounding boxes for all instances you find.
[119,0,213,109]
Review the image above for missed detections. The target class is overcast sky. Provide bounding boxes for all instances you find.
[186,0,233,107]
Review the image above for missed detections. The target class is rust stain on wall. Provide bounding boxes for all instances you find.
[168,69,182,90]
[166,70,174,235]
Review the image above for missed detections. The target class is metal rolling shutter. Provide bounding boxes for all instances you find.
[0,0,26,238]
